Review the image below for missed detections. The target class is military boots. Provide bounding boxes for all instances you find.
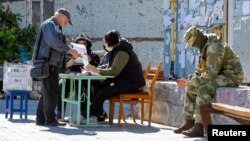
[182,122,204,137]
[173,119,195,133]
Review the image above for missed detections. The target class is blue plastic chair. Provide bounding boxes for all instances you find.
[5,90,29,119]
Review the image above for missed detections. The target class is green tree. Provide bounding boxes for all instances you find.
[0,4,37,64]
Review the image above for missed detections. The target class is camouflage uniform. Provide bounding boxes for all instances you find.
[184,27,244,123]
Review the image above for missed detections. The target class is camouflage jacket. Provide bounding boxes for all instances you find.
[191,34,244,87]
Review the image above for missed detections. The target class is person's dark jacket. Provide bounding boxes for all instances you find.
[33,16,70,71]
[107,39,145,93]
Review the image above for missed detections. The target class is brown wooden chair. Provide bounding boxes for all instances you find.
[109,62,162,127]
[109,62,152,124]
[144,62,152,79]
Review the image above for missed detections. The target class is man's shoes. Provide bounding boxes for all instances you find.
[45,120,66,126]
[102,111,108,119]
[36,116,66,126]
[36,120,45,126]
[182,123,204,137]
[173,119,195,133]
[35,118,45,126]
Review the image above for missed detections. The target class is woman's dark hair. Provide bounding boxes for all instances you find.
[104,30,120,47]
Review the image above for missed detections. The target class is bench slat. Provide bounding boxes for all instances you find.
[212,103,250,118]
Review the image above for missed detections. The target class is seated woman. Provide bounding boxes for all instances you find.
[84,30,145,122]
[56,33,100,119]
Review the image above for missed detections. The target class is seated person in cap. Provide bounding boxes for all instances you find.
[174,26,244,137]
[56,33,100,120]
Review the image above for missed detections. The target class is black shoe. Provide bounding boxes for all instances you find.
[97,110,107,122]
[97,116,105,122]
[45,120,66,126]
[173,119,195,133]
[182,123,204,137]
[36,118,45,126]
[36,120,45,126]
[102,111,107,119]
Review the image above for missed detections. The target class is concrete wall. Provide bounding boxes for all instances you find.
[54,0,164,68]
[2,0,165,69]
[163,0,225,79]
[143,82,250,127]
[163,0,250,82]
[231,0,250,82]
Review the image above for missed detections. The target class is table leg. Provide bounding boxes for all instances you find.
[86,79,91,126]
[77,79,82,126]
[61,78,66,120]
[70,79,74,119]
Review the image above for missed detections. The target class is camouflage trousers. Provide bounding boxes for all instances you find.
[183,75,239,123]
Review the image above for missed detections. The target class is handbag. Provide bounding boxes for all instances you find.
[30,29,51,80]
[30,60,50,79]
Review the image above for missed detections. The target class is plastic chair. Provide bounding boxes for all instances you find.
[109,62,162,127]
[5,90,29,119]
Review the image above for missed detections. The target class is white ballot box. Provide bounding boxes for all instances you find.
[3,63,32,91]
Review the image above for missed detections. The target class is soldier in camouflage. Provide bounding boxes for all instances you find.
[173,26,244,137]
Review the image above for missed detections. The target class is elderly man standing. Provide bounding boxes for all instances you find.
[174,26,244,137]
[34,8,78,126]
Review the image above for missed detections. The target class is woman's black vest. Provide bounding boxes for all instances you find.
[107,39,145,93]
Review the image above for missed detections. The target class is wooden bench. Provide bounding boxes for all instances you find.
[200,103,250,133]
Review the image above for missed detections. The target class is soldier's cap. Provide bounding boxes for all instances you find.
[57,8,72,25]
[184,26,200,48]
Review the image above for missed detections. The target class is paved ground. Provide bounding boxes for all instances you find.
[0,99,207,141]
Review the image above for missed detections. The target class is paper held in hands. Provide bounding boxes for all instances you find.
[70,42,89,65]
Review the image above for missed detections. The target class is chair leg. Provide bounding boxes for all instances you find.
[10,95,14,120]
[20,96,23,119]
[109,99,115,124]
[141,100,144,125]
[5,95,9,119]
[200,104,213,134]
[148,101,153,126]
[24,93,28,119]
[122,110,126,122]
[130,104,136,123]
[118,96,123,127]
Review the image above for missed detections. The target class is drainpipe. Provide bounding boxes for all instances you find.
[169,0,176,80]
